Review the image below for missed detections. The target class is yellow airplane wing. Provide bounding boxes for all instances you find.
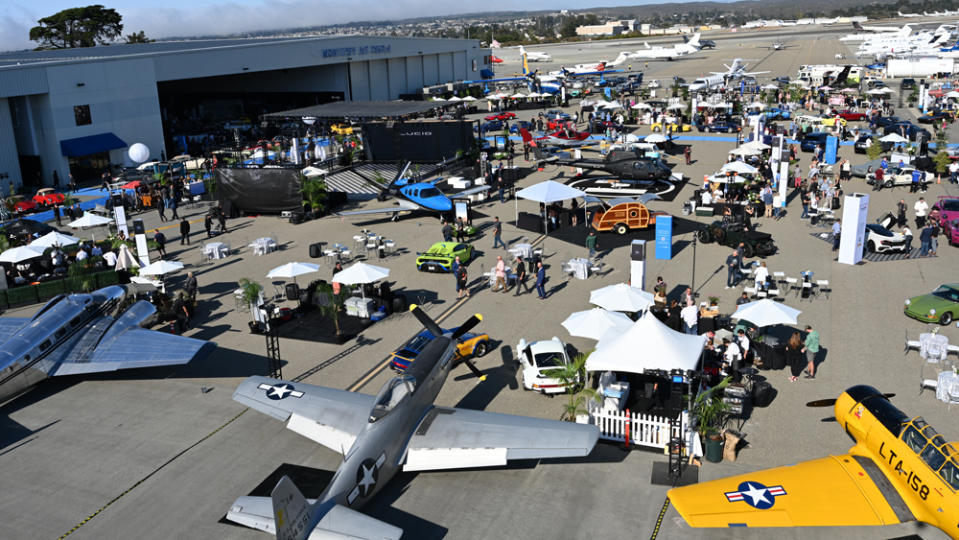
[668,454,916,528]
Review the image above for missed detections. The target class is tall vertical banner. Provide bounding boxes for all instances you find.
[655,215,673,260]
[825,135,838,165]
[114,205,129,238]
[778,161,789,201]
[839,193,869,265]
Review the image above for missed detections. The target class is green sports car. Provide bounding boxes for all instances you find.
[416,242,473,272]
[905,283,959,325]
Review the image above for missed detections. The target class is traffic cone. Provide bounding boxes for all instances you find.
[938,174,942,184]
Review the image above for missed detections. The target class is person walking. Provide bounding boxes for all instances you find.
[184,271,197,305]
[534,261,547,299]
[168,196,179,220]
[831,220,841,251]
[585,230,598,259]
[217,207,227,233]
[53,204,61,226]
[455,263,470,299]
[684,146,691,165]
[902,224,913,253]
[725,249,740,289]
[153,229,167,258]
[801,324,820,379]
[157,195,167,222]
[179,217,191,245]
[491,217,506,249]
[897,199,908,228]
[786,332,804,382]
[513,256,529,295]
[491,256,507,292]
[204,212,214,237]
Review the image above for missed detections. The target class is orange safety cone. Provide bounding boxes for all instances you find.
[938,174,942,184]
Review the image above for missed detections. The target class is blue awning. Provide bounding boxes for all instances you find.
[59,133,127,157]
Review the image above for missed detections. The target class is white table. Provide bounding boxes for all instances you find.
[569,258,590,280]
[510,242,533,259]
[936,371,959,404]
[250,237,277,255]
[484,269,516,287]
[920,333,949,363]
[204,242,230,259]
[131,275,164,294]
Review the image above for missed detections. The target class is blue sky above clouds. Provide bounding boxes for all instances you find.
[0,0,722,52]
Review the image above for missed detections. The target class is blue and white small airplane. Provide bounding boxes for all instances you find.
[336,162,490,218]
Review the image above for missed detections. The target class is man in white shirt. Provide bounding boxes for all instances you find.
[75,249,88,261]
[102,250,117,267]
[950,161,959,184]
[723,338,741,364]
[680,302,699,335]
[736,328,750,357]
[700,190,712,206]
[914,197,929,228]
[753,261,769,290]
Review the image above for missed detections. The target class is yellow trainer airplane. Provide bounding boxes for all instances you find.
[669,385,959,538]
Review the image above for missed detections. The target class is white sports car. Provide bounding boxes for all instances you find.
[515,337,578,394]
[866,223,909,253]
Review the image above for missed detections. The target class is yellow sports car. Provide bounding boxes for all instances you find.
[651,121,692,133]
[389,327,490,371]
[819,116,848,127]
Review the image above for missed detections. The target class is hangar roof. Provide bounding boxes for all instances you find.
[263,100,449,120]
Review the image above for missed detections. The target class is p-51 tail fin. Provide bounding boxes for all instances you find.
[272,476,314,540]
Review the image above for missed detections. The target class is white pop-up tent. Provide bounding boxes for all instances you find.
[514,180,584,241]
[586,313,706,374]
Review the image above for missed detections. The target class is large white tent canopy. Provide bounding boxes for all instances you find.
[586,313,706,374]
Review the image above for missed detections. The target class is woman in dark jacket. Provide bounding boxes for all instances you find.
[786,331,805,382]
[666,299,682,332]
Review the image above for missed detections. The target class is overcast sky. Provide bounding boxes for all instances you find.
[0,0,719,52]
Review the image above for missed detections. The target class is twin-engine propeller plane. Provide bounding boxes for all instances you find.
[335,161,490,219]
[668,385,959,539]
[227,305,599,540]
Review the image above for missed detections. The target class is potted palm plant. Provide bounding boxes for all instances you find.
[544,353,601,422]
[238,278,265,331]
[692,376,732,463]
[315,281,352,342]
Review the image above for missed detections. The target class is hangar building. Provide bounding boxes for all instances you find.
[0,35,489,191]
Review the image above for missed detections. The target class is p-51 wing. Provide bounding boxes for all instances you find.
[334,198,421,216]
[233,376,375,455]
[668,454,915,529]
[403,405,599,471]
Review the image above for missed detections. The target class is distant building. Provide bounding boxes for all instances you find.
[576,20,636,36]
[0,35,487,191]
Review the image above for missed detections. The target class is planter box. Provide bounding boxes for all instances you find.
[6,286,39,306]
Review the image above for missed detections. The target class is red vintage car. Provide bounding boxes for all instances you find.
[32,188,66,207]
[834,110,867,121]
[484,112,516,121]
[942,218,959,246]
[932,196,959,224]
[6,195,36,214]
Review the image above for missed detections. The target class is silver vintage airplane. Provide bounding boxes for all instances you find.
[227,305,599,539]
[0,285,214,403]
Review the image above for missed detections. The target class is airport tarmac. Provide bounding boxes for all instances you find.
[1,23,957,540]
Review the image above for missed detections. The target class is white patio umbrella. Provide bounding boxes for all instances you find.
[730,299,801,327]
[709,173,747,184]
[514,180,584,239]
[720,161,759,174]
[742,140,771,151]
[880,133,909,144]
[0,245,46,263]
[447,96,462,102]
[644,133,670,144]
[946,90,959,99]
[68,213,112,228]
[561,308,633,341]
[602,101,624,109]
[666,103,685,110]
[139,259,185,276]
[761,84,779,90]
[332,262,390,285]
[745,102,764,109]
[115,244,139,271]
[267,262,320,284]
[30,231,80,249]
[511,92,527,99]
[631,102,652,109]
[589,283,655,312]
[461,95,477,101]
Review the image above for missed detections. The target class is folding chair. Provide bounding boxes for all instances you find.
[801,281,814,300]
[919,361,939,396]
[815,280,831,300]
[743,286,757,297]
[772,271,786,288]
[905,331,922,355]
[785,277,801,297]
[766,286,781,300]
[271,280,286,302]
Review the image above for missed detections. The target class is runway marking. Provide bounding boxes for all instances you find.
[345,233,546,393]
[648,496,671,540]
[57,408,249,539]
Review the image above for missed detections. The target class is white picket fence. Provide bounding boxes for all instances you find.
[583,407,690,452]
